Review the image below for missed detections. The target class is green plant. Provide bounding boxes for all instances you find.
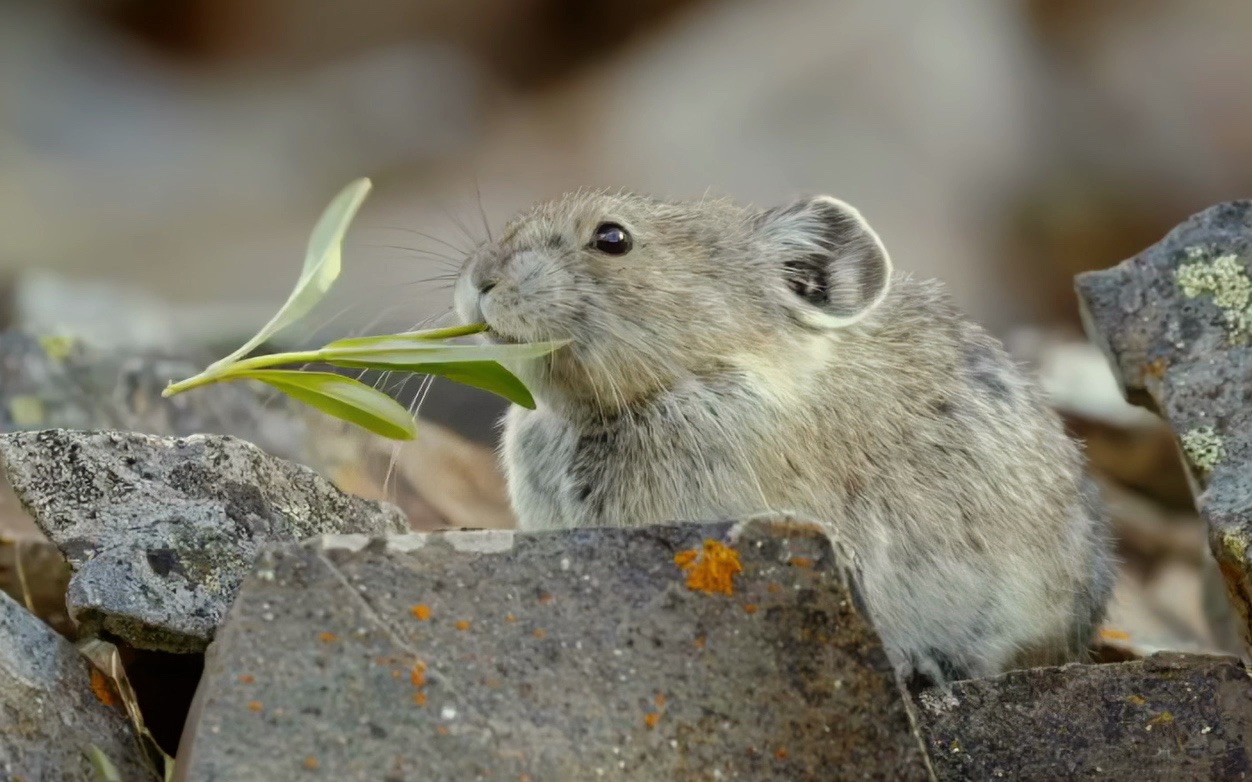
[162,178,565,439]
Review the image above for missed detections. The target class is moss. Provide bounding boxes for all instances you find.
[1176,250,1252,337]
[1219,530,1248,563]
[1179,426,1225,473]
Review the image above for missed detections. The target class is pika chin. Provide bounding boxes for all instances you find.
[453,189,1117,691]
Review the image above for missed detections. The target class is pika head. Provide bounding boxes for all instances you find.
[454,191,893,411]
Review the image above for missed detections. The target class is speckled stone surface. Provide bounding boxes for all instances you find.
[1075,200,1252,652]
[0,331,311,463]
[918,652,1252,781]
[0,429,408,653]
[0,590,158,781]
[175,518,934,781]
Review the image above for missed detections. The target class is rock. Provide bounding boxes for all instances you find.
[0,535,74,638]
[1075,200,1252,653]
[0,330,309,461]
[0,590,159,781]
[0,429,409,653]
[0,329,513,532]
[175,517,934,781]
[917,653,1252,781]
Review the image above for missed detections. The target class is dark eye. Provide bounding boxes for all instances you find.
[591,222,632,255]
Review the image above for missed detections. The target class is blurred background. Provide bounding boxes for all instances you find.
[2,0,1251,660]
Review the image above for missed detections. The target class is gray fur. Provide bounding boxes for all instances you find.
[454,189,1118,688]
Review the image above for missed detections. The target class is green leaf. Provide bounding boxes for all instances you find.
[86,746,122,781]
[330,359,537,408]
[324,322,488,348]
[205,178,372,373]
[242,369,417,440]
[318,336,571,366]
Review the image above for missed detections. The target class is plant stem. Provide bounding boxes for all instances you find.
[401,322,488,340]
[161,322,490,398]
[162,349,325,397]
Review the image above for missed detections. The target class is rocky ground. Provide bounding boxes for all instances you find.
[3,202,1252,779]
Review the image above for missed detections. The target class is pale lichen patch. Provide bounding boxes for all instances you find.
[1179,426,1225,473]
[1175,250,1252,337]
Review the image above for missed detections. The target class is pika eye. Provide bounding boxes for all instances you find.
[591,222,632,255]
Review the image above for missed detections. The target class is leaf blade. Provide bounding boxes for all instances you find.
[242,369,417,440]
[318,338,570,367]
[328,359,537,408]
[206,178,372,372]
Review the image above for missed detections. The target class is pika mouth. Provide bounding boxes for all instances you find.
[482,327,522,345]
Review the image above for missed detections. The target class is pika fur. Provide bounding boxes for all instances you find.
[453,189,1117,690]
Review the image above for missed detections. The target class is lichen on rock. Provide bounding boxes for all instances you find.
[1180,426,1226,474]
[1175,249,1252,339]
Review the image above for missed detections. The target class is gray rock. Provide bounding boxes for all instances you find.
[175,518,935,781]
[0,330,310,462]
[0,589,158,781]
[0,328,507,531]
[1075,200,1252,652]
[0,429,409,653]
[917,652,1252,781]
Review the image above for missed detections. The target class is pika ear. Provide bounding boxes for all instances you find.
[759,195,893,330]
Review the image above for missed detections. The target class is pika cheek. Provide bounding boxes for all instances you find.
[453,271,484,325]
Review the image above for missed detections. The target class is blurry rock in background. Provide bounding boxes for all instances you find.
[1011,0,1252,328]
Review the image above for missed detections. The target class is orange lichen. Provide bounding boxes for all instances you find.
[248,700,264,712]
[89,668,119,707]
[767,582,783,594]
[644,712,662,729]
[238,674,256,685]
[674,550,699,569]
[655,693,668,708]
[414,692,428,706]
[455,620,472,631]
[532,628,547,639]
[318,631,338,644]
[1099,628,1131,641]
[411,604,433,621]
[674,540,743,596]
[775,747,790,761]
[303,756,320,770]
[694,634,708,650]
[788,556,814,569]
[537,592,556,605]
[411,661,428,687]
[743,603,759,615]
[505,613,518,623]
[436,725,450,736]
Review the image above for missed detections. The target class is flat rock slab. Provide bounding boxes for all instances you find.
[176,518,934,781]
[917,652,1252,781]
[0,590,158,781]
[1075,200,1252,650]
[0,429,408,653]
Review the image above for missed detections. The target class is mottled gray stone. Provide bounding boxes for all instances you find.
[175,518,935,782]
[0,330,311,462]
[918,653,1252,781]
[1075,200,1252,651]
[0,590,158,781]
[0,429,408,653]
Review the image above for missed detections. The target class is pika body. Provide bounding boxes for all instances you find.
[454,189,1116,690]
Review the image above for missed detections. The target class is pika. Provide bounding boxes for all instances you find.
[454,190,1116,690]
